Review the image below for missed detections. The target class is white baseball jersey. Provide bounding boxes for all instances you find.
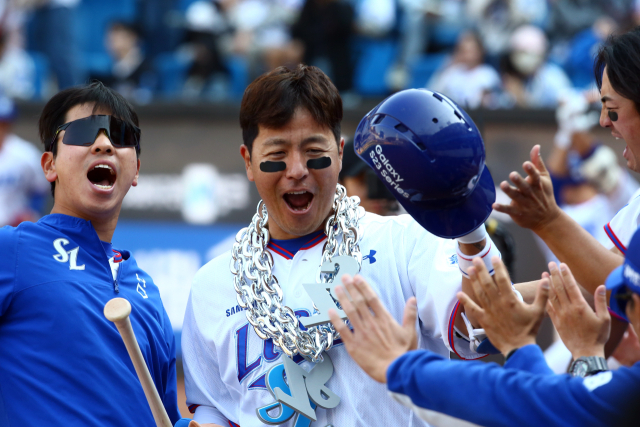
[604,189,640,254]
[0,134,49,226]
[182,212,482,427]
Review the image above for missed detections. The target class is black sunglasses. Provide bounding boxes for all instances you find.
[48,115,140,152]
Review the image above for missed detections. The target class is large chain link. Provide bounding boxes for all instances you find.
[230,184,364,363]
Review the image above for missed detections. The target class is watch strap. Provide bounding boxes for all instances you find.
[570,356,609,377]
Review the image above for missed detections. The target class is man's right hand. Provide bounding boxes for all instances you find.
[545,262,610,360]
[493,145,563,234]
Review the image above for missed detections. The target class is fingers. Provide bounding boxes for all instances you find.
[401,297,418,349]
[509,171,534,197]
[335,280,363,330]
[457,291,485,324]
[500,180,528,202]
[593,285,611,323]
[523,161,541,187]
[188,420,201,427]
[559,263,583,303]
[352,274,389,319]
[328,307,352,342]
[468,264,496,308]
[530,145,549,175]
[491,256,514,296]
[531,277,550,314]
[548,262,569,306]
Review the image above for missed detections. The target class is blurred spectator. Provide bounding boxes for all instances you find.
[228,0,303,78]
[0,96,49,226]
[387,0,467,92]
[547,0,606,44]
[499,25,572,108]
[181,0,231,99]
[291,0,355,92]
[32,0,84,89]
[355,0,396,38]
[92,22,155,103]
[564,16,617,89]
[0,26,35,99]
[467,0,548,62]
[428,30,501,109]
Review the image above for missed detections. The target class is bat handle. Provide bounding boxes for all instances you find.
[105,298,173,427]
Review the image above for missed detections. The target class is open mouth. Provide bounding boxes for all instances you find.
[283,191,314,212]
[87,164,116,190]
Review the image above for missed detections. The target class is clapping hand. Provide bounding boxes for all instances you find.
[457,257,550,355]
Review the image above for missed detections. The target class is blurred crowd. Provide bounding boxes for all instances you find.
[0,0,638,106]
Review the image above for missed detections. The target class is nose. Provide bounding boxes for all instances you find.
[600,106,611,128]
[91,129,114,154]
[285,151,308,181]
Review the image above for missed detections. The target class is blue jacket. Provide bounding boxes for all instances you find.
[387,344,640,427]
[0,214,180,426]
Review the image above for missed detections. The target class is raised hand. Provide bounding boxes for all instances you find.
[457,256,550,355]
[328,274,418,383]
[545,262,610,359]
[493,145,562,233]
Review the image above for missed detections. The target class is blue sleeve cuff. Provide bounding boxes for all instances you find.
[504,344,554,375]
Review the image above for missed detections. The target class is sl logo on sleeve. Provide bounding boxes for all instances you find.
[257,354,339,426]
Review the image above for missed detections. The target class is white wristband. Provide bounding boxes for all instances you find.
[456,237,501,278]
[456,224,487,244]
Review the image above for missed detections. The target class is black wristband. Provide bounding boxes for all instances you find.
[505,348,519,362]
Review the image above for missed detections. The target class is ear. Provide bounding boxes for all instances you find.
[240,144,254,182]
[131,158,141,187]
[338,137,345,172]
[41,151,57,184]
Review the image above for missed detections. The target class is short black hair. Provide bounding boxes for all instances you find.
[38,80,141,196]
[239,64,342,154]
[594,26,640,112]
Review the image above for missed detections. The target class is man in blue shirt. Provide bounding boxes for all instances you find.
[329,233,640,426]
[0,82,182,425]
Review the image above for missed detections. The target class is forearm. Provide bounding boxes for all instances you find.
[386,347,622,427]
[535,211,623,293]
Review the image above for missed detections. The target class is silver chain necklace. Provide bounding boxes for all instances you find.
[230,184,364,363]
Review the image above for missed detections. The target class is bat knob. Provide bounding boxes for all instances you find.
[104,297,132,323]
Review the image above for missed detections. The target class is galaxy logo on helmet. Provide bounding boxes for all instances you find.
[353,88,495,238]
[606,228,640,321]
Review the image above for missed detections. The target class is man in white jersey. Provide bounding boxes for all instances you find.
[182,65,501,427]
[494,27,640,354]
[0,96,49,226]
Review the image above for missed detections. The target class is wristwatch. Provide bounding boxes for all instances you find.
[569,356,609,378]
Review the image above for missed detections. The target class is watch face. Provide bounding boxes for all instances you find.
[573,360,589,377]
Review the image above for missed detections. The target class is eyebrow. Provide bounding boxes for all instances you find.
[601,95,615,104]
[262,135,330,147]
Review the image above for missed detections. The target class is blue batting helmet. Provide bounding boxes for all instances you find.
[353,88,495,238]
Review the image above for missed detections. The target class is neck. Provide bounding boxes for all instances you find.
[50,203,119,242]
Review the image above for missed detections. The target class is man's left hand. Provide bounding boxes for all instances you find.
[329,274,418,383]
[457,257,550,355]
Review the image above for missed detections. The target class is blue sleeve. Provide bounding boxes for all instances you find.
[161,311,181,425]
[0,227,17,317]
[387,349,640,427]
[503,344,555,375]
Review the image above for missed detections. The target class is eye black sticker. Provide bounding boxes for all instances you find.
[260,161,286,172]
[609,111,618,122]
[307,157,331,169]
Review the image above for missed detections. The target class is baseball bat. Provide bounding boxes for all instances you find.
[104,297,173,427]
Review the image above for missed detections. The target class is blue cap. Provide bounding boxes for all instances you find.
[605,228,640,321]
